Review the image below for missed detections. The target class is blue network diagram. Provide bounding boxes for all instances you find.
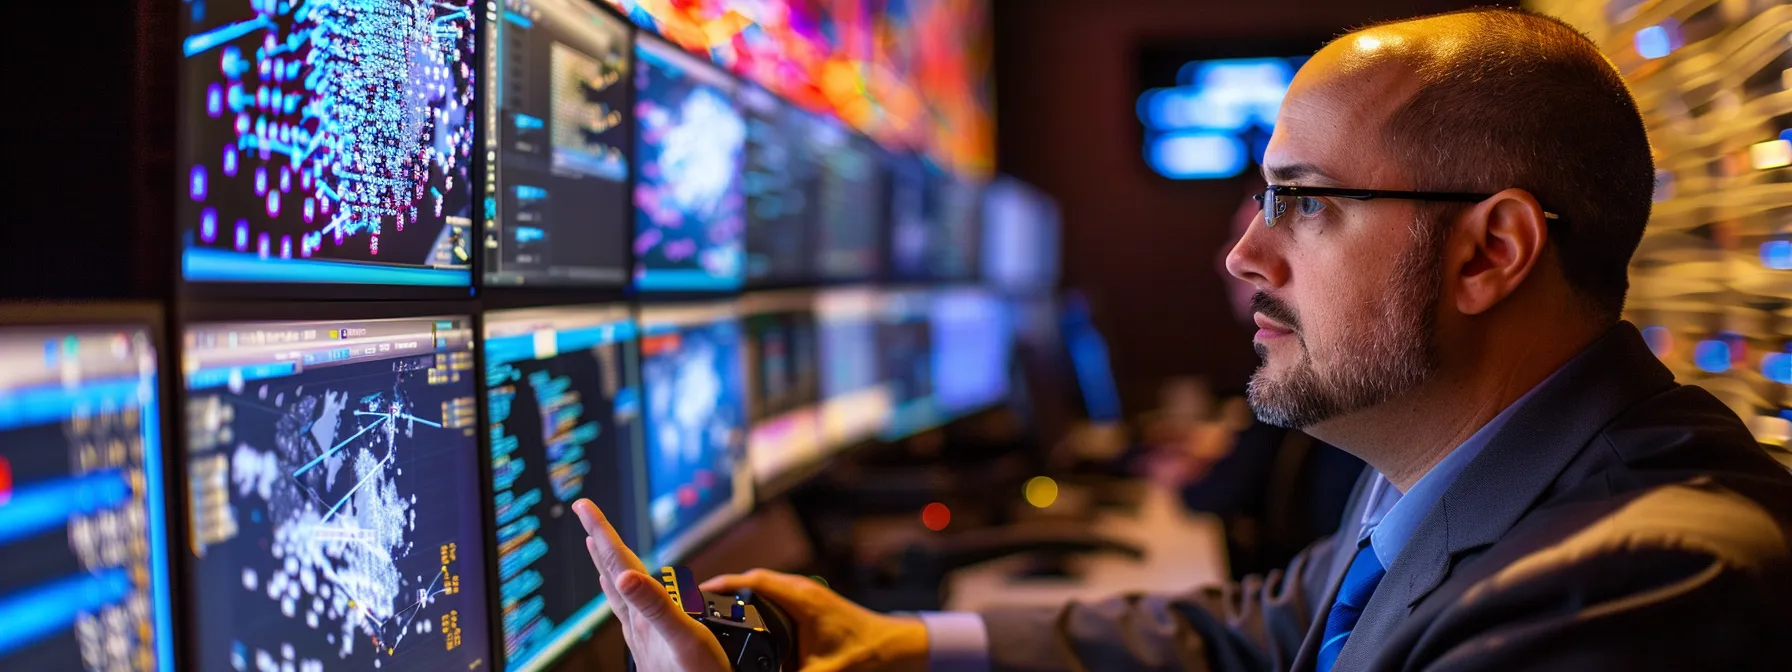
[0,328,175,671]
[183,346,490,671]
[484,320,643,671]
[180,0,478,286]
[633,40,747,292]
[639,319,745,549]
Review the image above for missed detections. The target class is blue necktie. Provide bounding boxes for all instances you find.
[1317,543,1387,672]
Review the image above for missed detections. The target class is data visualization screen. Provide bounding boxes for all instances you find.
[483,306,643,672]
[0,324,174,671]
[932,289,1013,419]
[637,305,749,561]
[877,290,939,440]
[982,177,1061,293]
[180,0,477,287]
[633,35,747,292]
[742,87,822,287]
[816,289,891,451]
[181,317,490,672]
[484,0,633,287]
[813,132,888,282]
[742,291,823,486]
[887,156,932,282]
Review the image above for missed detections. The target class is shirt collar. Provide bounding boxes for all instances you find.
[1357,369,1563,569]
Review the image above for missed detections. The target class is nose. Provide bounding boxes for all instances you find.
[1224,210,1288,291]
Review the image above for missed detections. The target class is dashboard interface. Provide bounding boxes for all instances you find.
[484,0,634,286]
[0,323,175,670]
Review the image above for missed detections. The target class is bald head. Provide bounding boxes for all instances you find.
[1279,8,1654,322]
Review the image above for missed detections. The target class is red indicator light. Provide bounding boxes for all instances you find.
[0,455,10,506]
[921,502,951,531]
[677,484,699,507]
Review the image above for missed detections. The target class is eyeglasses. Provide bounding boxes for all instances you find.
[1252,185,1564,228]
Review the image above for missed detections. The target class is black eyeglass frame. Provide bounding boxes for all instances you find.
[1253,185,1563,228]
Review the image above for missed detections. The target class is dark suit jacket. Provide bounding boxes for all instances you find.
[980,323,1792,671]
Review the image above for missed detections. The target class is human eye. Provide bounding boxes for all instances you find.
[1295,196,1327,217]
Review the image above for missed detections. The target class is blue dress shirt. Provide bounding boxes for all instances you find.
[920,370,1560,672]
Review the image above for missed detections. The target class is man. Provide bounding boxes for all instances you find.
[576,8,1792,671]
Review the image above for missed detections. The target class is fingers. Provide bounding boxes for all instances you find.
[574,499,647,577]
[588,537,634,623]
[700,569,817,604]
[616,569,679,620]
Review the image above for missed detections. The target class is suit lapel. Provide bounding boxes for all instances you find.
[1331,323,1677,671]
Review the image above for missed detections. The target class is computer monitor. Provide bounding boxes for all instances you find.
[742,87,822,287]
[931,288,1014,419]
[1060,293,1123,423]
[483,305,643,672]
[982,176,1061,294]
[926,172,985,283]
[813,131,888,283]
[180,316,492,671]
[741,291,823,487]
[889,160,981,283]
[636,304,750,562]
[0,318,175,670]
[483,0,633,287]
[179,1,477,287]
[633,35,747,292]
[886,155,931,282]
[815,288,892,451]
[876,290,940,440]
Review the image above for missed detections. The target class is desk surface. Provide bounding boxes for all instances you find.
[943,484,1228,612]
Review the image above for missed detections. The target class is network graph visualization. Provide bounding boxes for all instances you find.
[633,36,748,292]
[180,0,477,287]
[638,307,748,559]
[0,325,175,671]
[484,0,634,286]
[483,307,644,672]
[181,318,490,671]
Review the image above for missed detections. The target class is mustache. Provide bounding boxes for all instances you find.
[1251,292,1301,332]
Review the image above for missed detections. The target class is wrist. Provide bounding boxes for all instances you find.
[861,615,930,672]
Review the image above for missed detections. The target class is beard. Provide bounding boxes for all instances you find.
[1246,225,1444,429]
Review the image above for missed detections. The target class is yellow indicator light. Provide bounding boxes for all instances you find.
[1024,476,1060,509]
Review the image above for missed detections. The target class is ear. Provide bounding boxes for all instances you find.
[1449,188,1549,316]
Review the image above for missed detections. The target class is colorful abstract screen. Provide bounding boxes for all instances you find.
[484,0,635,287]
[0,324,174,670]
[181,317,491,671]
[180,0,479,287]
[601,0,993,176]
[633,35,748,292]
[483,306,643,672]
[637,305,749,561]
